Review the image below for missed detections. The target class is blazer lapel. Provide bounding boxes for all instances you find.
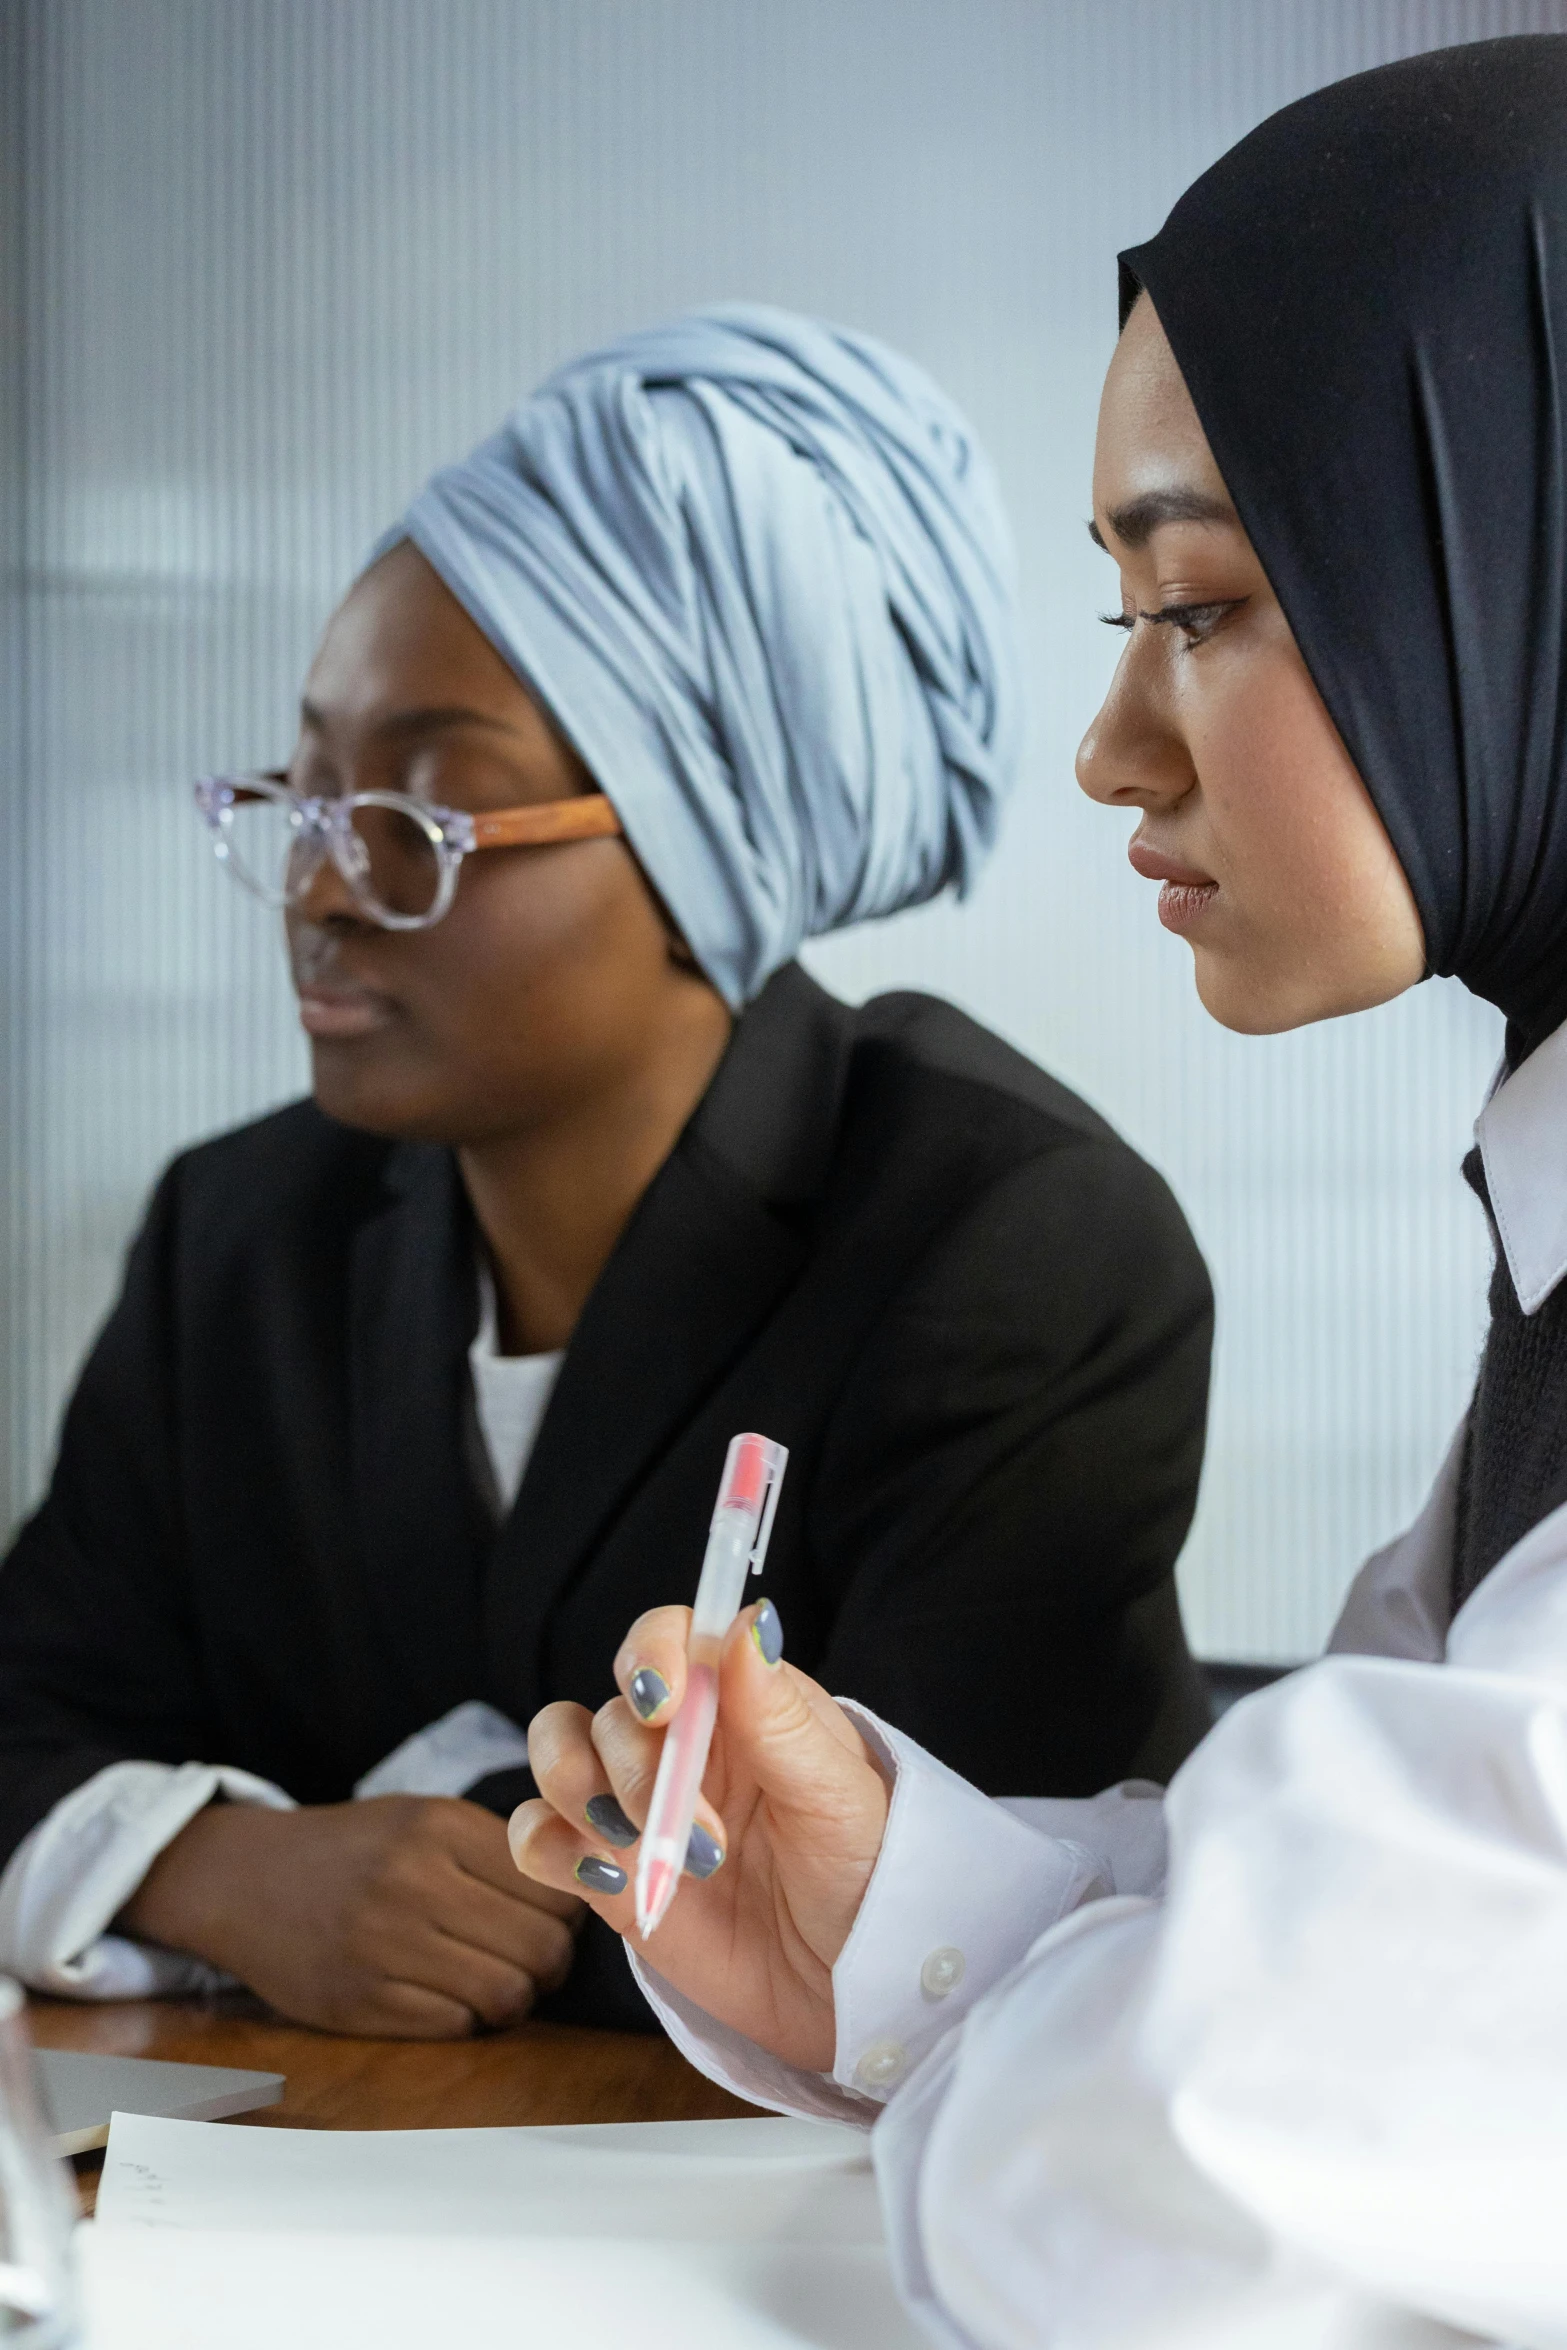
[482,965,851,1714]
[348,1142,492,1740]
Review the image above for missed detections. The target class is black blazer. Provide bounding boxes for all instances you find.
[0,966,1213,2028]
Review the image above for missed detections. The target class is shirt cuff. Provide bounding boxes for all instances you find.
[995,1780,1168,1900]
[0,1759,293,2000]
[827,1705,1112,2103]
[629,1702,1119,2120]
[352,1700,530,1800]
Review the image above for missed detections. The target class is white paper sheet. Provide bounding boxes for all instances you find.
[77,2224,929,2350]
[81,2119,1485,2350]
[96,2111,881,2243]
[75,2224,1491,2350]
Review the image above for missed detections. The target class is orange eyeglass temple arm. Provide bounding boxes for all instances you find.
[470,794,622,850]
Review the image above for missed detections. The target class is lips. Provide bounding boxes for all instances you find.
[296,988,394,1040]
[1127,837,1215,890]
[1127,834,1219,936]
[289,931,398,1040]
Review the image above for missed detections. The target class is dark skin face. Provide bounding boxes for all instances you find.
[288,539,734,1351]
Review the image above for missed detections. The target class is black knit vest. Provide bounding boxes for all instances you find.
[1452,1146,1567,1610]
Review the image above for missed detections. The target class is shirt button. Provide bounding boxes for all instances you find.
[854,2038,908,2091]
[920,1945,965,2000]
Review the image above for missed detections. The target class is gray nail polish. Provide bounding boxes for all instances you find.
[751,1597,784,1666]
[684,1822,724,1880]
[629,1667,670,1720]
[585,1793,638,1848]
[575,1854,628,1895]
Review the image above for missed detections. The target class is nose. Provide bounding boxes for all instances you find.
[290,822,370,929]
[1075,638,1195,813]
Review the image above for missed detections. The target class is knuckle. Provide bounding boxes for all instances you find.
[506,1799,544,1864]
[612,1609,687,1685]
[533,1921,575,1987]
[591,1710,656,1801]
[476,1971,535,2028]
[526,1702,590,1788]
[376,1850,426,1902]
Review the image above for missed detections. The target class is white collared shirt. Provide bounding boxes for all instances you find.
[631,1031,1567,2350]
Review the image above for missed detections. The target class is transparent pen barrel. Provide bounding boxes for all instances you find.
[689,1517,755,1641]
[654,1513,759,1851]
[640,1652,721,1867]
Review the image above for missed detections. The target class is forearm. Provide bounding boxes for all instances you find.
[117,1799,296,1973]
[0,1759,294,1998]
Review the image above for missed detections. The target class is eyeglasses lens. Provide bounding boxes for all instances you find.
[221,791,304,907]
[348,801,444,923]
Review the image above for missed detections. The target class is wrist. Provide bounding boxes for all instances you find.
[117,1799,288,1973]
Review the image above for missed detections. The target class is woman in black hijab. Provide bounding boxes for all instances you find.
[507,38,1567,2347]
[1118,30,1567,1624]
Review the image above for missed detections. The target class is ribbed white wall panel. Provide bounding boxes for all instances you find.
[6,0,1561,1656]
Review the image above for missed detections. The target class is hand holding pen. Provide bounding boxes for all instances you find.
[508,1440,892,2073]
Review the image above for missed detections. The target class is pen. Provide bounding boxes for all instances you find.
[634,1430,788,1940]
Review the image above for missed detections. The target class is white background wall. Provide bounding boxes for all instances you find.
[5,0,1557,1657]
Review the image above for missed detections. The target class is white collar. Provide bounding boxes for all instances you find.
[1476,1014,1567,1315]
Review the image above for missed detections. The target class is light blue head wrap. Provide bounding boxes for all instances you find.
[385,303,1022,1008]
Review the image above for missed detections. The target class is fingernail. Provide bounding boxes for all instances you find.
[684,1822,724,1879]
[584,1793,638,1848]
[629,1667,670,1720]
[751,1598,784,1667]
[574,1854,628,1895]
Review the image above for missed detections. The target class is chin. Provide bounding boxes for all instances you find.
[1193,957,1328,1037]
[309,1050,448,1142]
[1194,952,1416,1036]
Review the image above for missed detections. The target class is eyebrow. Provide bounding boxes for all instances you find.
[1087,489,1239,552]
[298,699,516,741]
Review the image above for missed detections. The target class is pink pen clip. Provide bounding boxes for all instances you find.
[634,1432,788,1940]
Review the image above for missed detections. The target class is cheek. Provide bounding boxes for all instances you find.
[418,846,668,1025]
[309,846,680,1135]
[1187,661,1377,938]
[1177,648,1425,1026]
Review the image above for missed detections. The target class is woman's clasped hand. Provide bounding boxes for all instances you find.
[510,1601,888,2072]
[121,1792,584,2038]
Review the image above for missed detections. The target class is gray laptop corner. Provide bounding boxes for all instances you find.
[35,2046,284,2156]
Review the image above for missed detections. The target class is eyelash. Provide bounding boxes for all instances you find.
[1098,598,1248,647]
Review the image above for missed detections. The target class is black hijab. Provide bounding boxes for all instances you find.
[1121,35,1567,1063]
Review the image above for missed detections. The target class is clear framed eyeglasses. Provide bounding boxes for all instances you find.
[194,772,623,931]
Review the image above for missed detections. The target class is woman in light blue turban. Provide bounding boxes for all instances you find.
[391,303,1023,1005]
[0,307,1213,2046]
